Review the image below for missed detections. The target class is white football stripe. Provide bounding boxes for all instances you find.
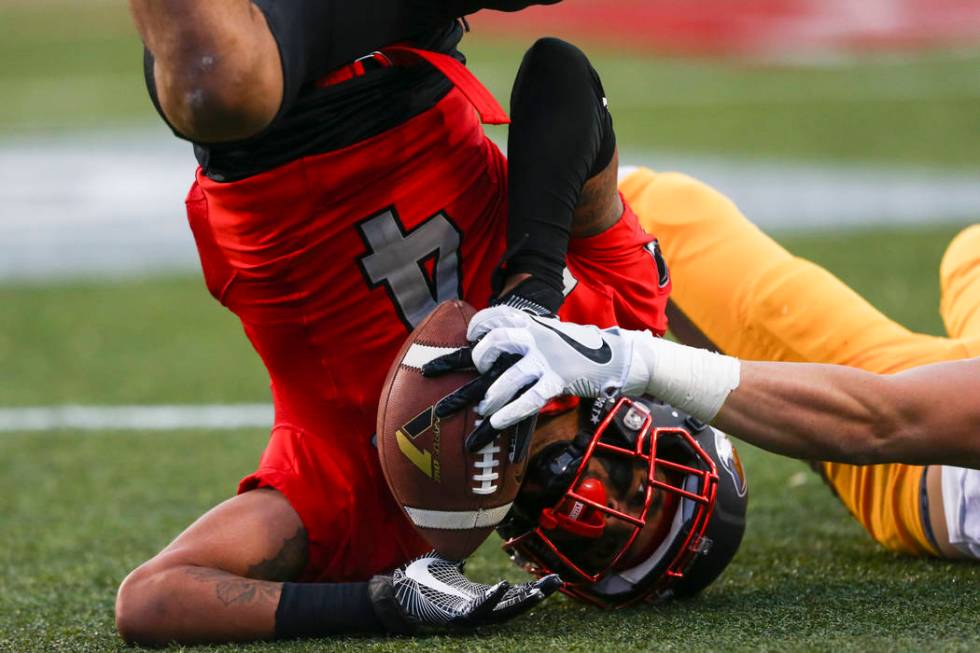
[401,344,462,371]
[405,503,513,530]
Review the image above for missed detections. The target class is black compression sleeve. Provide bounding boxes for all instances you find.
[252,0,451,121]
[252,2,564,125]
[505,38,616,299]
[274,581,383,638]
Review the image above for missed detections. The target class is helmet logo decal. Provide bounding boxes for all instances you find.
[396,405,441,482]
[714,430,747,497]
[623,403,650,431]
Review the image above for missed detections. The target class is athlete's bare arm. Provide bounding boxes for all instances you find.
[715,357,980,468]
[571,149,623,239]
[656,303,980,468]
[129,2,560,143]
[115,489,306,645]
[455,294,980,469]
[128,0,283,141]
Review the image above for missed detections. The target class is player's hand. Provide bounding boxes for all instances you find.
[368,552,561,632]
[424,306,649,450]
[421,345,538,456]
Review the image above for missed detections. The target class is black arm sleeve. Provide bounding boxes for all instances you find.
[254,1,563,126]
[504,37,616,304]
[275,581,384,637]
[253,0,449,122]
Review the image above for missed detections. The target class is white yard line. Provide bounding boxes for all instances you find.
[0,404,273,432]
[1,129,978,282]
[608,76,980,109]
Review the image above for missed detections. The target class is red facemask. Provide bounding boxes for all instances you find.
[501,396,721,607]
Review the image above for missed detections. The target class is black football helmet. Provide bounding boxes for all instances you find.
[497,394,748,607]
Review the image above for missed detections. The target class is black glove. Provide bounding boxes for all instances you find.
[491,275,564,318]
[423,349,536,457]
[368,552,562,633]
[426,272,565,456]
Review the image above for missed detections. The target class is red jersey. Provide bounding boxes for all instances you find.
[185,65,670,581]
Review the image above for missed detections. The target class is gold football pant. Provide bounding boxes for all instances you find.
[620,167,980,557]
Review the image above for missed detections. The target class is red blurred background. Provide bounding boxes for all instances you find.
[471,0,980,58]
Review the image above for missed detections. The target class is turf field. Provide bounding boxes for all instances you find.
[2,1,980,651]
[4,226,980,652]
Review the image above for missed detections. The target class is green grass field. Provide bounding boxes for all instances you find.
[4,226,980,652]
[2,1,980,651]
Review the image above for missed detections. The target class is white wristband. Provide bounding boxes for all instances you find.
[625,331,741,422]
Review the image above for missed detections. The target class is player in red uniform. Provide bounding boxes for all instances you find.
[116,1,674,645]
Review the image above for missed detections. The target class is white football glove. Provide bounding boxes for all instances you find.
[424,305,740,451]
[465,305,651,429]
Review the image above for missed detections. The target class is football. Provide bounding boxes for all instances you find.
[377,300,529,560]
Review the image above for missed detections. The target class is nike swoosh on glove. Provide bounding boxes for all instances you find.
[368,552,561,633]
[427,306,651,434]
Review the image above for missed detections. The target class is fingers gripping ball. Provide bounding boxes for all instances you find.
[377,301,531,560]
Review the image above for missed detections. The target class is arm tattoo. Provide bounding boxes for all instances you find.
[247,525,308,581]
[571,150,621,239]
[185,525,308,608]
[185,567,281,607]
